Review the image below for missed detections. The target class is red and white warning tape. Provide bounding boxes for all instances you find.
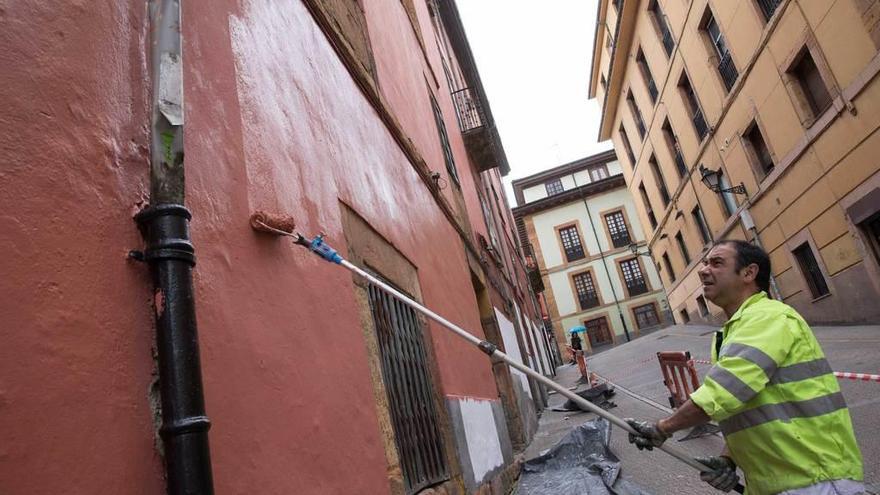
[833,371,880,382]
[691,358,880,382]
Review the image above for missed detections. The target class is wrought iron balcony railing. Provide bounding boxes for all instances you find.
[718,51,739,91]
[451,87,485,133]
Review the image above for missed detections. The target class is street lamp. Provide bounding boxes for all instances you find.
[628,243,652,258]
[699,164,747,195]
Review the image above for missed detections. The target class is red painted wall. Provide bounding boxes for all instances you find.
[1,0,501,493]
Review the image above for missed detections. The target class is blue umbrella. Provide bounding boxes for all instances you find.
[569,325,586,334]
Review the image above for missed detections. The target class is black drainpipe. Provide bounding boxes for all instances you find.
[130,1,215,493]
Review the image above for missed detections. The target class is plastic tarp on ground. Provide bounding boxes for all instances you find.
[515,419,652,495]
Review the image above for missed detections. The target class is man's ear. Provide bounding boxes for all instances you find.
[742,263,759,283]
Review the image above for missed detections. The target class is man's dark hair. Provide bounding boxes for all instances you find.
[718,239,771,294]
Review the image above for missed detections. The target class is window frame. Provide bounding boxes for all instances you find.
[662,252,676,283]
[675,231,691,266]
[692,205,712,245]
[781,38,838,128]
[741,119,776,181]
[631,301,662,330]
[601,207,634,249]
[570,268,603,311]
[545,178,564,196]
[617,256,651,297]
[429,93,460,186]
[792,242,831,299]
[555,222,587,263]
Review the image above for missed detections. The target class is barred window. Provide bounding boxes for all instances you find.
[559,225,586,262]
[367,283,449,493]
[573,272,600,310]
[620,258,648,296]
[604,210,632,248]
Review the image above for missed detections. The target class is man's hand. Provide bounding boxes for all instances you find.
[624,418,671,450]
[695,456,739,492]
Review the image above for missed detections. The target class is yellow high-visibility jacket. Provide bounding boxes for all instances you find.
[689,292,863,495]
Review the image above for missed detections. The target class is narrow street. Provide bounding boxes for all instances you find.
[526,324,880,494]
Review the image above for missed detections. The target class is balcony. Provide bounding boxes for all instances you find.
[717,52,739,92]
[451,87,509,174]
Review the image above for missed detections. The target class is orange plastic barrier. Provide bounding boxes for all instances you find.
[657,351,701,409]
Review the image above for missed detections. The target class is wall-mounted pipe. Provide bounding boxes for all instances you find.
[132,1,215,493]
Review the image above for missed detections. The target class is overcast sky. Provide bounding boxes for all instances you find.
[457,0,614,205]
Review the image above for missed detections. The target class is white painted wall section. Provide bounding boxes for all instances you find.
[459,398,504,484]
[494,308,532,398]
[523,184,548,203]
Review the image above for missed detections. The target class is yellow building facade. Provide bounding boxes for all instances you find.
[590,0,880,324]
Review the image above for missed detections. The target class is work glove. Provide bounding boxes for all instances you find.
[624,418,671,451]
[695,455,739,492]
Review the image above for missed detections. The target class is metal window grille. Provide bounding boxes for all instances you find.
[650,1,674,56]
[573,272,600,310]
[450,87,485,133]
[650,158,670,206]
[604,211,631,248]
[793,244,830,298]
[633,303,660,329]
[545,178,564,196]
[717,51,739,91]
[681,78,709,140]
[637,50,658,103]
[628,93,646,139]
[559,226,585,262]
[757,0,781,21]
[621,258,648,296]
[672,145,687,178]
[367,283,449,494]
[638,184,657,230]
[585,317,612,347]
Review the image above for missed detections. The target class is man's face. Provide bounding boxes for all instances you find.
[698,244,747,307]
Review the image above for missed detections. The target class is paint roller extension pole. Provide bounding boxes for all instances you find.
[294,233,744,494]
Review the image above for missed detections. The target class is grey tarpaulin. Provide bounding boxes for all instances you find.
[515,419,652,495]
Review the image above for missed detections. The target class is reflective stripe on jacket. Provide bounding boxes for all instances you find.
[689,292,863,495]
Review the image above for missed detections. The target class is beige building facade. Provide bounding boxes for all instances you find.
[590,0,880,324]
[513,151,670,355]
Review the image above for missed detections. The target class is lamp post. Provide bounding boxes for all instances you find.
[697,164,782,300]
